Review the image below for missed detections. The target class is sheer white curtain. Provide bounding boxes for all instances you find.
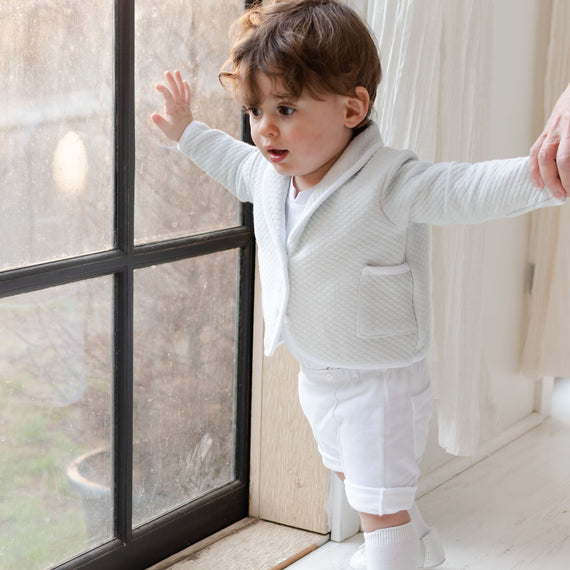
[353,0,570,453]
[522,0,570,378]
[350,0,492,455]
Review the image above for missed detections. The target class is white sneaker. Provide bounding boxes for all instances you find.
[348,528,445,569]
[347,542,367,569]
[418,528,445,568]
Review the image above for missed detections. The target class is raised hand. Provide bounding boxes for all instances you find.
[152,70,194,142]
[529,82,570,199]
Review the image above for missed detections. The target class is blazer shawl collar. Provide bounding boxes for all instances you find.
[260,122,385,257]
[288,123,385,252]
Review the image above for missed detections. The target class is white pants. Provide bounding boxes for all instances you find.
[298,359,432,516]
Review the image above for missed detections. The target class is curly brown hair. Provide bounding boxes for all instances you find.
[219,0,382,126]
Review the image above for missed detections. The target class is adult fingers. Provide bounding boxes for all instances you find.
[556,112,570,194]
[529,131,546,188]
[538,113,570,199]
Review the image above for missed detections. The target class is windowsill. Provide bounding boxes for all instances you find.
[147,518,328,570]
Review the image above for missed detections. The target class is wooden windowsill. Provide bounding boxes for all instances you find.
[147,518,328,570]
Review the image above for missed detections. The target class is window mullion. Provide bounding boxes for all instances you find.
[115,0,135,256]
[114,268,134,543]
[114,0,136,544]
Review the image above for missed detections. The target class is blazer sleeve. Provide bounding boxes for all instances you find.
[177,121,264,204]
[382,154,564,226]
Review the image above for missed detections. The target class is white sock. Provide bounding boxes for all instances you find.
[364,521,419,570]
[410,502,431,539]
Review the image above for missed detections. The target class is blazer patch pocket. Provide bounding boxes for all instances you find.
[356,263,417,338]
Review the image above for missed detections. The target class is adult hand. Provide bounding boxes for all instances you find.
[152,70,193,142]
[529,82,570,199]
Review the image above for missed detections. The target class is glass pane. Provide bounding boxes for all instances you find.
[133,251,239,527]
[135,0,243,244]
[1,1,114,271]
[0,279,113,569]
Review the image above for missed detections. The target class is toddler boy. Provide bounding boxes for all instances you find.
[152,1,567,568]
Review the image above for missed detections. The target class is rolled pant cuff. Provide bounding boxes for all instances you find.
[344,481,417,516]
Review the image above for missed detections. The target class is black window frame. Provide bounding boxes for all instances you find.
[0,1,255,568]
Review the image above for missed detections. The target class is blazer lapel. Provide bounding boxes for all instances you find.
[287,125,385,252]
[262,172,290,254]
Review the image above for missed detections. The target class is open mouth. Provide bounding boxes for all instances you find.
[267,148,288,163]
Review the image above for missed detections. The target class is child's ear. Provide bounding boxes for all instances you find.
[344,86,370,128]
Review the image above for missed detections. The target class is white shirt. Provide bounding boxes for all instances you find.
[286,178,313,251]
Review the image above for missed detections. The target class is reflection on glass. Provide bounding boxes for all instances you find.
[135,0,243,244]
[1,1,114,271]
[133,251,239,527]
[0,279,113,569]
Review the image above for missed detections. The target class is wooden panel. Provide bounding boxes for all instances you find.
[255,344,329,533]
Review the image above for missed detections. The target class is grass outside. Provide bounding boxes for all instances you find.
[0,380,98,570]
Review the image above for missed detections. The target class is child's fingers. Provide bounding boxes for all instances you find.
[155,83,175,109]
[173,69,185,93]
[165,70,182,101]
[151,113,171,137]
[183,80,191,105]
[152,70,193,141]
[151,113,165,128]
[173,71,192,105]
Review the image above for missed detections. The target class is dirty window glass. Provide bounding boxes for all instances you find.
[135,0,243,244]
[1,1,114,271]
[132,251,238,526]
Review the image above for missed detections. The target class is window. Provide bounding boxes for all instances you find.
[0,1,254,569]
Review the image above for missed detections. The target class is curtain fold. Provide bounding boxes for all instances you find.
[429,1,492,456]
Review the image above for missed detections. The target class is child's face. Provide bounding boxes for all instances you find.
[245,74,355,192]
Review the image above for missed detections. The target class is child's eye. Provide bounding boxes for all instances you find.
[278,106,295,116]
[243,106,262,118]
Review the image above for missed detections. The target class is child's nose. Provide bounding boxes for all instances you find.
[258,115,278,137]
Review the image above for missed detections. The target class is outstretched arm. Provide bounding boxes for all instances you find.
[153,69,260,204]
[529,82,570,199]
[385,152,561,228]
[152,70,194,142]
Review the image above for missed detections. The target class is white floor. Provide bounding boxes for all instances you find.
[290,378,570,570]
